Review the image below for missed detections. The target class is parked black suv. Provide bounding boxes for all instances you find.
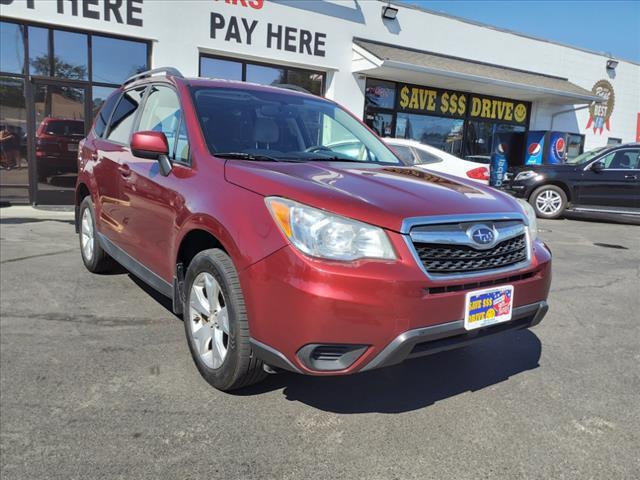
[503,143,640,220]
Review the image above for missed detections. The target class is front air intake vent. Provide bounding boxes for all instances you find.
[311,345,352,361]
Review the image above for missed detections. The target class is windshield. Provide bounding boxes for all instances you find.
[566,147,607,165]
[191,87,401,164]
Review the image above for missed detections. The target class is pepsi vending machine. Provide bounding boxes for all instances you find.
[524,131,567,165]
[490,132,524,187]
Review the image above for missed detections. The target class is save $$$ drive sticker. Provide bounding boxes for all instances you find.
[464,285,514,330]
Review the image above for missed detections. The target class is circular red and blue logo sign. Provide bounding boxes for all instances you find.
[528,142,541,156]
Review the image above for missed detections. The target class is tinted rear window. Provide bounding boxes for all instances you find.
[45,120,85,136]
[94,91,120,137]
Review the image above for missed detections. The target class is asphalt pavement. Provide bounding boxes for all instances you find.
[1,207,639,479]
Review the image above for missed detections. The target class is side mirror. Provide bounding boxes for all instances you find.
[591,160,605,173]
[131,131,172,176]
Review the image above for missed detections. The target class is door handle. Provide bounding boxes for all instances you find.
[118,164,132,178]
[624,174,638,180]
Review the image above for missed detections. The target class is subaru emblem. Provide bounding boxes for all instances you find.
[468,225,496,247]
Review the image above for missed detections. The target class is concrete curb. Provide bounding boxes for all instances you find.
[0,206,75,221]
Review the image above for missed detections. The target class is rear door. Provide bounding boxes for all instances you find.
[576,148,640,209]
[93,86,147,248]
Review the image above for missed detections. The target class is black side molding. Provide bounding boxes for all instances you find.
[97,233,173,300]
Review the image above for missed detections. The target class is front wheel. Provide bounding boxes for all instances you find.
[529,185,567,219]
[183,249,266,391]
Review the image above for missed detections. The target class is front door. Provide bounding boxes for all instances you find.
[577,148,640,209]
[122,84,189,282]
[32,80,90,205]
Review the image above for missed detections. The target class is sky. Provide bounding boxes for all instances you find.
[403,1,640,63]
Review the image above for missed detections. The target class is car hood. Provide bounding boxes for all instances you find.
[225,161,524,232]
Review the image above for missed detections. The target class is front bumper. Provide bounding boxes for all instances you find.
[359,300,547,371]
[241,232,551,376]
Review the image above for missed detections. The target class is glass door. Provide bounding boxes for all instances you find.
[32,80,89,204]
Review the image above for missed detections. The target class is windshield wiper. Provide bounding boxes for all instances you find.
[214,152,287,162]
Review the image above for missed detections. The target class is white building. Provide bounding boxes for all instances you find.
[1,0,638,204]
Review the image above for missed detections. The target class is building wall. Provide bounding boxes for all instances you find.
[2,0,639,150]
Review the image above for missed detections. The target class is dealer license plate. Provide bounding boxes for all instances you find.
[464,285,514,331]
[67,143,79,152]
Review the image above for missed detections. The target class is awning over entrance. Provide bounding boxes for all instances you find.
[353,39,601,105]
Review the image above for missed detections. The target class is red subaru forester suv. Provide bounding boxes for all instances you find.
[76,68,551,391]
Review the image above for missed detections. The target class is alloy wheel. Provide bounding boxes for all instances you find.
[189,272,229,369]
[535,189,563,215]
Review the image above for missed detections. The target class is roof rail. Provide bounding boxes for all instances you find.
[124,67,184,86]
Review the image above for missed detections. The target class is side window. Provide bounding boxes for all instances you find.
[623,150,640,169]
[137,85,189,163]
[106,87,145,144]
[600,150,640,170]
[415,148,442,165]
[94,91,120,138]
[390,145,416,165]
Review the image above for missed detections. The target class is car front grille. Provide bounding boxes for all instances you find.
[413,234,527,274]
[408,219,530,277]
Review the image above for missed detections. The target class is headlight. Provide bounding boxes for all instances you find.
[516,198,538,241]
[265,197,396,261]
[514,170,538,182]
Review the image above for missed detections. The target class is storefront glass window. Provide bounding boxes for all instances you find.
[287,70,323,96]
[53,30,88,80]
[246,64,286,86]
[33,83,86,193]
[92,86,118,119]
[0,22,25,74]
[365,111,393,137]
[396,113,464,156]
[463,121,525,161]
[365,79,395,109]
[92,36,147,84]
[199,55,325,95]
[28,26,49,76]
[566,133,584,160]
[200,57,243,81]
[0,76,29,202]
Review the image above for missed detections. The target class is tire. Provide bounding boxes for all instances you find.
[183,249,266,391]
[78,196,116,273]
[529,185,567,219]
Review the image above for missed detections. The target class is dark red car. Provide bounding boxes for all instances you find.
[36,117,84,181]
[76,68,551,391]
